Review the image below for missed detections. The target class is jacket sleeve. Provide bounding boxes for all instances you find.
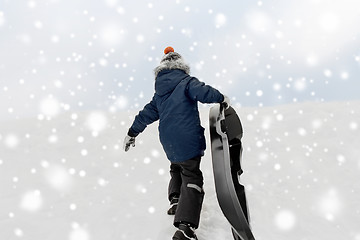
[186,77,224,104]
[129,96,159,137]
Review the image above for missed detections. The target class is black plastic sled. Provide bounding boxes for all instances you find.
[209,105,255,240]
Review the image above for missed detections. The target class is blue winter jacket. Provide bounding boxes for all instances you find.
[129,69,224,162]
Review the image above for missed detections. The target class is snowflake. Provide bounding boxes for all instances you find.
[318,188,342,221]
[69,227,90,240]
[85,112,108,133]
[215,13,227,28]
[274,209,296,231]
[20,190,43,212]
[45,165,72,191]
[4,134,19,149]
[39,97,60,117]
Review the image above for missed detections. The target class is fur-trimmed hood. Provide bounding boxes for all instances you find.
[154,52,190,78]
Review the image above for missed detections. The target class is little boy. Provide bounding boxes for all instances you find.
[124,46,229,240]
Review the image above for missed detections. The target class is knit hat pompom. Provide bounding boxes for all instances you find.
[164,46,174,55]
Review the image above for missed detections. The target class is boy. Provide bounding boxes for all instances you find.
[124,47,229,240]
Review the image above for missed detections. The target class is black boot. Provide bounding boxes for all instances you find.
[172,223,198,240]
[167,195,179,215]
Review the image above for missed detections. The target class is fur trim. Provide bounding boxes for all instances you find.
[154,53,190,78]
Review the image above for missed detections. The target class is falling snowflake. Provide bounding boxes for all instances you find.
[39,97,60,117]
[148,206,156,214]
[99,24,125,46]
[274,209,296,231]
[0,11,5,26]
[215,13,227,28]
[14,228,24,237]
[45,165,73,191]
[318,188,342,221]
[69,226,90,240]
[85,112,108,133]
[349,121,358,130]
[4,134,19,149]
[20,190,43,212]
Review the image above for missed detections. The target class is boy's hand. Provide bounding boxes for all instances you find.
[123,135,136,152]
[222,95,231,109]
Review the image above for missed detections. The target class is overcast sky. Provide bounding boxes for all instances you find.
[1,0,360,119]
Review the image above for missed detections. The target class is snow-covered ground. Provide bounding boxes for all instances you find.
[0,101,359,240]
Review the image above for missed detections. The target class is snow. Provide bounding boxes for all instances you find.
[4,134,20,149]
[0,11,5,26]
[20,190,43,212]
[39,97,61,117]
[318,12,340,33]
[274,209,296,231]
[214,13,227,28]
[1,0,360,120]
[0,0,359,238]
[1,101,360,239]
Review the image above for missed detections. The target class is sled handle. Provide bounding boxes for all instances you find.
[219,102,228,114]
[218,102,227,120]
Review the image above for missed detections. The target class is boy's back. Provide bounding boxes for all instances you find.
[129,53,224,162]
[124,46,229,240]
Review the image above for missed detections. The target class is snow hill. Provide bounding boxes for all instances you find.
[0,101,359,240]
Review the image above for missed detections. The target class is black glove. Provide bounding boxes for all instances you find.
[222,95,231,109]
[123,135,136,152]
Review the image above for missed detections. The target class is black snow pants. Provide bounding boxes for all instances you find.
[168,156,205,229]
